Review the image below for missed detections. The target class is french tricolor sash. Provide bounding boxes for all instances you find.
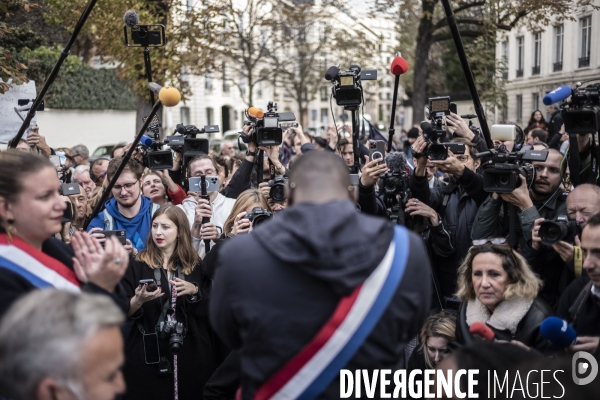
[253,226,410,400]
[0,233,81,292]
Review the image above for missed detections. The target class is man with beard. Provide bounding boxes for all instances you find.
[87,158,159,256]
[472,148,566,251]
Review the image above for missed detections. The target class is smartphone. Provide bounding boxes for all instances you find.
[449,102,457,115]
[444,143,466,155]
[369,140,386,163]
[61,201,73,224]
[188,176,220,193]
[103,230,127,245]
[139,278,158,292]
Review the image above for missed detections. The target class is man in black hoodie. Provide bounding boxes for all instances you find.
[210,151,431,399]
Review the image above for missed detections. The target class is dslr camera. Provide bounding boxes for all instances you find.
[160,320,185,354]
[268,175,288,204]
[539,215,582,246]
[419,96,458,161]
[240,101,296,147]
[243,207,272,227]
[325,65,377,108]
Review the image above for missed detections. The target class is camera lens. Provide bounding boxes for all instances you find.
[251,214,270,227]
[539,221,568,246]
[270,185,285,203]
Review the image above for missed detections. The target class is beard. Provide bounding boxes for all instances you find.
[117,192,141,209]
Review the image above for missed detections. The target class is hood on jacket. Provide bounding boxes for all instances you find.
[254,200,394,296]
[104,196,153,250]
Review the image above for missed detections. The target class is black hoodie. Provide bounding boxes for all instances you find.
[210,200,431,399]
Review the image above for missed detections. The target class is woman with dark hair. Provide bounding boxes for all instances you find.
[122,205,221,399]
[525,110,547,134]
[455,240,551,350]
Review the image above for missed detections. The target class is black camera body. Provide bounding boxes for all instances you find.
[420,96,458,161]
[380,171,409,198]
[539,215,582,246]
[241,102,295,147]
[160,320,185,354]
[326,65,377,108]
[268,175,288,204]
[243,207,273,227]
[561,83,600,136]
[477,146,548,193]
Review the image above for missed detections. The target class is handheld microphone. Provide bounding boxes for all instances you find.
[123,10,139,28]
[385,152,407,173]
[247,107,264,119]
[140,135,153,147]
[390,52,409,76]
[543,85,572,106]
[148,83,181,107]
[324,66,340,81]
[469,322,495,341]
[540,317,577,348]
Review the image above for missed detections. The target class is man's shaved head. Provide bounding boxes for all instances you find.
[289,151,352,204]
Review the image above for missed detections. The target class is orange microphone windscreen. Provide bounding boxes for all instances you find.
[247,107,264,119]
[158,86,181,107]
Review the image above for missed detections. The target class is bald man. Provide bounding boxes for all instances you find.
[210,151,431,399]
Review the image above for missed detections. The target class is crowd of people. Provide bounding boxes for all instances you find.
[0,103,600,399]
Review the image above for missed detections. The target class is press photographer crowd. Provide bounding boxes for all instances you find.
[2,13,600,398]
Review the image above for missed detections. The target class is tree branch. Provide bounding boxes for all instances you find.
[431,29,484,42]
[452,0,486,15]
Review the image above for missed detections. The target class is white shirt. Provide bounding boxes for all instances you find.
[178,192,236,258]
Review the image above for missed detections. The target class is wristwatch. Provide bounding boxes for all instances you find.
[246,150,256,157]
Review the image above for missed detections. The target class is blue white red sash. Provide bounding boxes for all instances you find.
[253,226,409,400]
[0,233,81,292]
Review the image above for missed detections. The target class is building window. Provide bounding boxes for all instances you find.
[205,72,213,92]
[579,16,591,67]
[180,107,190,125]
[516,37,524,77]
[553,25,563,72]
[502,41,509,79]
[320,108,328,124]
[206,108,213,125]
[516,95,523,123]
[320,87,328,102]
[186,0,193,11]
[532,93,539,112]
[532,33,541,75]
[222,62,230,93]
[311,109,317,121]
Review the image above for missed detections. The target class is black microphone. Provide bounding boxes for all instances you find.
[123,10,139,27]
[324,66,339,81]
[385,152,408,173]
[420,121,433,135]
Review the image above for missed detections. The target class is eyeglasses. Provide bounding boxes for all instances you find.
[456,155,471,163]
[472,238,507,246]
[113,181,138,191]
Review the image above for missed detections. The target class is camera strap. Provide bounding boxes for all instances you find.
[168,280,179,400]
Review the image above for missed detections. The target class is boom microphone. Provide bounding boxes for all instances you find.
[247,107,264,119]
[420,121,433,135]
[148,83,181,107]
[390,53,409,76]
[123,10,139,28]
[469,322,495,341]
[324,66,340,81]
[385,151,408,173]
[540,317,577,348]
[543,85,572,106]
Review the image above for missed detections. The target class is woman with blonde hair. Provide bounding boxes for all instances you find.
[121,205,220,399]
[408,311,457,371]
[454,239,551,350]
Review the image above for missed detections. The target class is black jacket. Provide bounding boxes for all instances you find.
[557,277,600,337]
[456,297,551,351]
[547,110,564,149]
[210,200,431,399]
[121,259,222,399]
[0,235,128,319]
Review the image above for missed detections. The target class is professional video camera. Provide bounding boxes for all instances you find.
[419,96,459,161]
[476,141,547,193]
[539,215,582,246]
[243,207,272,227]
[240,102,296,147]
[324,65,377,108]
[268,175,287,204]
[544,82,600,135]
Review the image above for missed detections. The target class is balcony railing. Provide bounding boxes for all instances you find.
[579,57,590,68]
[553,62,563,72]
[516,69,523,78]
[532,66,540,75]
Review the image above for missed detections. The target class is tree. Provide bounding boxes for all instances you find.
[377,0,598,124]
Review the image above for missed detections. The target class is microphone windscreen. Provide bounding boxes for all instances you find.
[324,66,339,81]
[123,10,139,27]
[390,56,409,76]
[385,151,407,173]
[420,121,433,135]
[247,107,264,119]
[158,86,181,107]
[469,322,495,341]
[140,135,153,147]
[543,85,572,105]
[540,317,577,348]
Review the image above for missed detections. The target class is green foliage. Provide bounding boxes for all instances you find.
[17,46,136,109]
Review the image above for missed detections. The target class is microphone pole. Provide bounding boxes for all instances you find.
[388,73,400,154]
[440,0,493,150]
[144,47,155,105]
[9,0,100,148]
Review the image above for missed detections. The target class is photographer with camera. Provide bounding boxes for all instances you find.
[122,206,220,399]
[471,148,567,252]
[523,184,600,307]
[410,136,487,303]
